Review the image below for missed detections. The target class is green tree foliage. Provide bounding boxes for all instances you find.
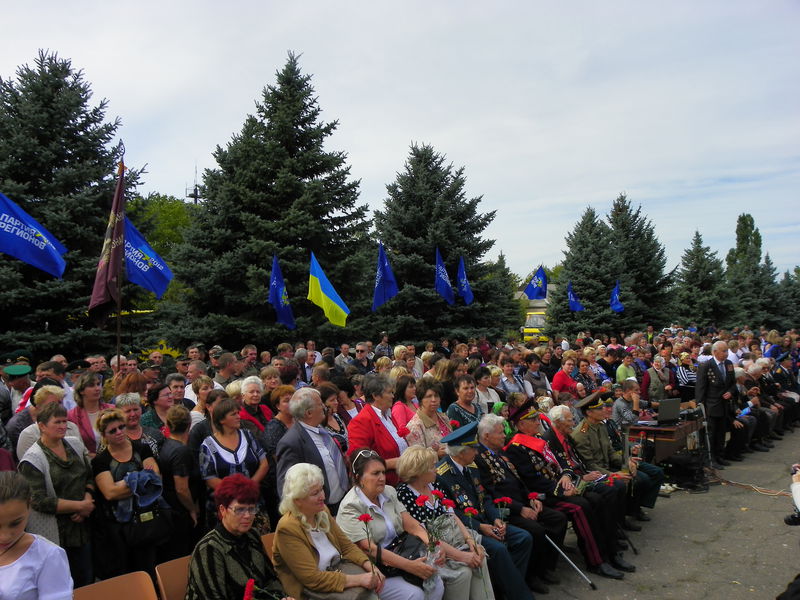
[157,53,371,349]
[126,192,192,260]
[545,207,617,337]
[673,231,731,327]
[756,253,786,330]
[777,268,800,328]
[605,194,672,331]
[0,51,136,355]
[725,214,765,326]
[372,144,522,342]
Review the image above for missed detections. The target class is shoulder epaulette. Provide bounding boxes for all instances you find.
[579,422,590,433]
[436,462,451,476]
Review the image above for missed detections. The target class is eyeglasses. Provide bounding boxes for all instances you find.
[356,349,366,354]
[228,505,258,516]
[352,449,379,473]
[105,425,125,435]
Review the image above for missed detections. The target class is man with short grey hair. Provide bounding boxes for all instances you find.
[276,387,349,514]
[473,413,568,593]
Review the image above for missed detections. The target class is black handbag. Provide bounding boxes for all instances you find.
[120,502,174,547]
[376,531,427,588]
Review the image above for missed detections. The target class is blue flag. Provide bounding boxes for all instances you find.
[0,192,67,278]
[524,266,548,300]
[610,280,625,313]
[434,248,455,305]
[123,217,173,299]
[567,281,585,312]
[268,254,296,329]
[372,242,399,312]
[457,256,474,305]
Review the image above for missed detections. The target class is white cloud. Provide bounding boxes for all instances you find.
[1,1,797,277]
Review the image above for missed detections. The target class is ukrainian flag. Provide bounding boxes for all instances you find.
[307,252,350,327]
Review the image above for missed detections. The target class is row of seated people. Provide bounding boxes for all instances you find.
[2,374,665,599]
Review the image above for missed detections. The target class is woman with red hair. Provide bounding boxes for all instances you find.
[186,474,292,600]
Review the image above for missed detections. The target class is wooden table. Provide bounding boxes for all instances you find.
[627,419,703,464]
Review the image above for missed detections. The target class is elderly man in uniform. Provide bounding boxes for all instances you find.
[435,422,534,600]
[570,393,661,524]
[503,400,630,580]
[474,413,566,594]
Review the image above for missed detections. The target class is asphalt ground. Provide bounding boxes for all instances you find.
[550,430,800,599]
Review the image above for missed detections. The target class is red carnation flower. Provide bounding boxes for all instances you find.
[528,492,539,500]
[442,499,456,509]
[431,490,445,500]
[449,419,460,427]
[243,579,255,600]
[397,426,410,437]
[464,507,479,516]
[416,495,430,507]
[357,513,373,523]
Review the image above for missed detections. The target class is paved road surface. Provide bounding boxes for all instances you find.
[551,431,799,599]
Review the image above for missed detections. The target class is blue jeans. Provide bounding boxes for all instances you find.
[482,524,533,600]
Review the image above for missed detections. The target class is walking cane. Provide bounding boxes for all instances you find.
[617,525,638,555]
[543,533,597,590]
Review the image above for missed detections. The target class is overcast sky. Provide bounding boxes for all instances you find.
[2,2,798,280]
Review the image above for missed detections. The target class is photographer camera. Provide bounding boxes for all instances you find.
[786,465,800,527]
[777,466,800,599]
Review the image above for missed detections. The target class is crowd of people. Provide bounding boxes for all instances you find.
[0,324,799,599]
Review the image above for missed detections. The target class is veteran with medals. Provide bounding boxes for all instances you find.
[434,422,534,600]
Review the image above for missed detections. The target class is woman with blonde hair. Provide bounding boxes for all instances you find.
[395,446,492,600]
[374,356,392,374]
[273,463,381,600]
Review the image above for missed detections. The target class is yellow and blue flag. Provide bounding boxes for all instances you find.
[308,252,350,327]
[0,191,67,278]
[268,254,296,329]
[123,217,173,299]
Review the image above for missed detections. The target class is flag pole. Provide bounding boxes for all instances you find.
[114,152,125,364]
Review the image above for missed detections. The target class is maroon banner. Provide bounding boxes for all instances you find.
[88,161,126,326]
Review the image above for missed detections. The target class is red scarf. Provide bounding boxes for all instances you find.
[505,433,560,470]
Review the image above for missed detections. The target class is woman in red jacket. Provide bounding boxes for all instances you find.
[345,373,408,486]
[239,376,273,433]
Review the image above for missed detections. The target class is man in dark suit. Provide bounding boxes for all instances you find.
[275,387,350,514]
[695,341,738,469]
